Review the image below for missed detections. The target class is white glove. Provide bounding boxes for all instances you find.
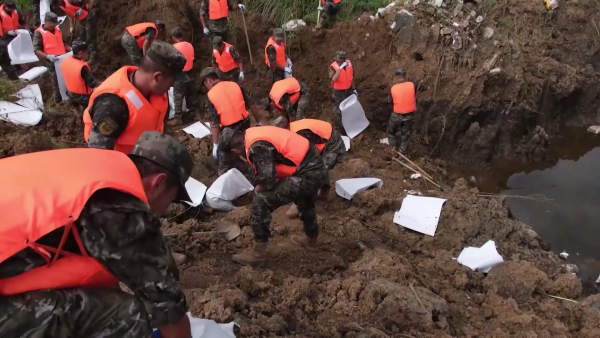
[284,66,292,74]
[352,89,358,97]
[212,143,219,159]
[318,6,323,11]
[46,55,58,62]
[75,8,83,17]
[238,4,245,10]
[203,27,210,36]
[7,30,16,36]
[239,71,244,81]
[340,61,350,69]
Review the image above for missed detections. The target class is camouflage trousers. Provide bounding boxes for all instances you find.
[321,130,346,190]
[332,89,354,131]
[121,32,143,66]
[267,68,285,84]
[252,167,328,242]
[77,11,98,54]
[67,91,91,108]
[0,288,153,338]
[208,19,230,42]
[173,72,200,115]
[217,68,240,83]
[321,2,342,19]
[387,112,414,153]
[0,42,17,81]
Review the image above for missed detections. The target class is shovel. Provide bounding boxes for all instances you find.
[192,221,241,241]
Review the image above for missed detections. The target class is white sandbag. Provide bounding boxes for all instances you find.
[0,101,42,126]
[183,122,211,139]
[206,168,254,211]
[9,29,39,65]
[16,84,44,110]
[340,94,369,139]
[153,312,236,338]
[283,19,306,32]
[457,240,504,273]
[393,195,446,236]
[341,135,350,151]
[184,177,208,207]
[54,51,73,101]
[40,0,66,25]
[168,87,187,119]
[19,66,48,82]
[335,178,383,200]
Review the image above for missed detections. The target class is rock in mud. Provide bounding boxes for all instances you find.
[392,10,415,33]
[546,274,582,299]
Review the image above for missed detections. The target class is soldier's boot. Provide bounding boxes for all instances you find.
[286,203,299,219]
[232,242,267,266]
[291,234,318,251]
[317,189,329,201]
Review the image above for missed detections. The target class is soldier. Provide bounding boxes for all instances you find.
[59,0,98,64]
[264,28,289,83]
[169,27,200,126]
[388,68,428,153]
[61,41,99,107]
[83,41,188,154]
[224,126,327,265]
[328,51,356,132]
[0,0,25,80]
[263,76,309,123]
[199,0,245,42]
[212,36,244,83]
[316,0,342,29]
[122,20,165,66]
[0,131,194,338]
[272,117,346,218]
[200,67,256,177]
[34,12,72,103]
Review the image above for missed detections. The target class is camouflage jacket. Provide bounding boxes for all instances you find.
[279,80,309,121]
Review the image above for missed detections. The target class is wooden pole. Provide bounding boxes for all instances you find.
[240,11,253,65]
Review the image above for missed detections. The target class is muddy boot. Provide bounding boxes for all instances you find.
[291,234,318,251]
[286,203,299,219]
[172,252,187,265]
[232,242,267,266]
[167,117,183,127]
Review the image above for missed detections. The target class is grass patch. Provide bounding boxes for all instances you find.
[481,0,497,12]
[0,77,19,101]
[14,0,30,13]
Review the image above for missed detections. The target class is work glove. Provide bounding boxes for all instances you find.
[318,6,323,11]
[203,27,210,36]
[340,61,350,69]
[75,8,83,17]
[284,66,292,74]
[352,89,358,97]
[238,4,245,11]
[239,71,244,81]
[212,143,219,159]
[7,30,16,36]
[46,55,58,63]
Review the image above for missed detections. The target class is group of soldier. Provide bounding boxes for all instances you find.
[0,0,428,337]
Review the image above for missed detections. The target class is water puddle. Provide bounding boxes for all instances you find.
[455,127,600,292]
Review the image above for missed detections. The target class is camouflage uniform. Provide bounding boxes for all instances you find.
[199,0,237,42]
[69,0,98,56]
[33,23,66,102]
[249,141,327,242]
[298,128,346,191]
[387,80,427,153]
[0,131,195,337]
[266,29,286,83]
[277,80,309,121]
[212,42,241,82]
[173,70,200,117]
[321,0,342,21]
[121,26,158,66]
[0,36,17,81]
[66,54,99,107]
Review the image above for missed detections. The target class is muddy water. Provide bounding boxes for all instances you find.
[456,128,600,292]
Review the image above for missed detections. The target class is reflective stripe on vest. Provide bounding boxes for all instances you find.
[391,82,416,114]
[0,148,147,296]
[330,61,354,90]
[245,126,309,179]
[83,66,168,154]
[36,26,66,56]
[213,42,237,73]
[269,77,300,110]
[0,5,19,31]
[289,119,333,153]
[173,41,194,72]
[209,0,228,20]
[61,56,92,95]
[207,81,249,127]
[125,23,157,49]
[59,0,88,20]
[264,37,286,68]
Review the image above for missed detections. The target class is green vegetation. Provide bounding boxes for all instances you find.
[14,0,31,12]
[0,77,18,101]
[245,0,393,26]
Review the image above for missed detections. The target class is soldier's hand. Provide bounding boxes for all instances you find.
[75,8,83,17]
[239,71,245,81]
[212,143,219,159]
[238,4,246,11]
[203,27,210,36]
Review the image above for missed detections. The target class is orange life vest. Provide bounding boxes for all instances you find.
[36,26,66,56]
[83,66,168,154]
[322,0,342,4]
[207,81,249,127]
[290,119,333,153]
[245,126,309,179]
[125,23,157,49]
[0,4,19,31]
[264,37,286,68]
[0,148,148,296]
[213,42,238,73]
[391,82,416,114]
[269,77,300,110]
[208,0,229,20]
[59,0,88,20]
[330,61,354,90]
[173,41,194,72]
[61,56,92,95]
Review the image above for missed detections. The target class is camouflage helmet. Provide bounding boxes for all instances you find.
[199,67,219,84]
[334,51,347,62]
[146,40,189,82]
[273,28,284,41]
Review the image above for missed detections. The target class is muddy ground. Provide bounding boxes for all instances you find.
[3,0,600,336]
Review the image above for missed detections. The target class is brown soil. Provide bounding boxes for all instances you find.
[2,0,600,336]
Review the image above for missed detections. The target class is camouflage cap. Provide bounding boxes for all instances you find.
[199,67,218,84]
[129,131,194,202]
[45,12,58,24]
[72,40,88,54]
[146,40,190,82]
[212,36,223,48]
[334,51,347,61]
[4,0,16,8]
[273,28,284,40]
